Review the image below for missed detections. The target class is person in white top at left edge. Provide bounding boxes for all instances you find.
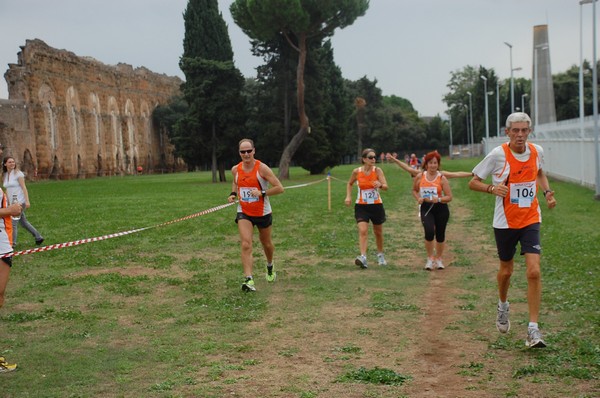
[0,143,24,373]
[2,156,44,247]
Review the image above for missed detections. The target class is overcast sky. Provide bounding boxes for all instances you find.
[0,0,595,116]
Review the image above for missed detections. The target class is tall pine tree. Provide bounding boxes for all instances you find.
[231,0,369,179]
[179,0,245,181]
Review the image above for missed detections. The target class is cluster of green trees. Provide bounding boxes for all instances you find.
[154,0,438,180]
[445,61,598,147]
[153,0,598,181]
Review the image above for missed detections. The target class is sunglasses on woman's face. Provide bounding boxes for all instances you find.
[365,155,376,160]
[239,149,253,154]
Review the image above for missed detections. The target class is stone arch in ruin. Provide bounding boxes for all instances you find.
[2,39,184,179]
[38,83,58,156]
[146,153,152,173]
[88,92,103,176]
[50,155,60,180]
[22,149,35,178]
[107,96,122,175]
[77,154,84,178]
[97,154,103,177]
[124,99,136,174]
[66,86,83,177]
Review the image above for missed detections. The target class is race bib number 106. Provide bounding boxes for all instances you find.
[510,181,535,208]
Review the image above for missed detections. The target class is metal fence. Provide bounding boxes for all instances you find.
[478,116,597,189]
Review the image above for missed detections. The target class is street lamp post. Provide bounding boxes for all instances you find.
[467,91,474,156]
[534,44,549,127]
[521,93,528,114]
[592,0,600,198]
[510,66,523,105]
[581,0,600,196]
[504,42,515,113]
[580,0,590,185]
[463,104,470,151]
[580,1,592,134]
[448,112,453,158]
[480,76,490,140]
[496,81,502,137]
[459,103,469,146]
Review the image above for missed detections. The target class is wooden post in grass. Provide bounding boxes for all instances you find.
[327,172,331,212]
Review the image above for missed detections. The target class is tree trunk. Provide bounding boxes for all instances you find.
[218,161,226,182]
[283,72,291,149]
[211,121,217,183]
[278,33,309,180]
[355,97,366,159]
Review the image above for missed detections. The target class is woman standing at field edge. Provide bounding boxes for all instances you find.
[2,156,44,247]
[345,148,389,268]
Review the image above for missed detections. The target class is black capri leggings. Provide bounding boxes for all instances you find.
[420,203,450,242]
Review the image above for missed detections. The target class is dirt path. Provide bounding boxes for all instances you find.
[399,204,498,397]
[210,199,512,397]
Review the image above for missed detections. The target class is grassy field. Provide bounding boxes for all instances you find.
[1,158,598,397]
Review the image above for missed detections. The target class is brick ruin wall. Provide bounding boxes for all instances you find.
[1,39,184,179]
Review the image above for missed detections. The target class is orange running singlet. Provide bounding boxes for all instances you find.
[0,190,14,254]
[418,172,443,201]
[236,160,271,217]
[501,143,541,229]
[355,167,383,205]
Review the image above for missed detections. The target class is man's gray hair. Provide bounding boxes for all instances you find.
[505,112,532,128]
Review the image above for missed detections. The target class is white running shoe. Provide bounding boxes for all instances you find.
[526,328,547,348]
[435,259,444,269]
[424,258,433,271]
[355,254,368,269]
[377,253,387,266]
[496,304,511,333]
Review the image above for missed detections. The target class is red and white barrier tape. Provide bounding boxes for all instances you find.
[5,201,236,258]
[283,178,327,190]
[5,178,330,258]
[328,175,348,183]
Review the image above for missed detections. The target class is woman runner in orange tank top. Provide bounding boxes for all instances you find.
[412,151,453,271]
[344,148,389,268]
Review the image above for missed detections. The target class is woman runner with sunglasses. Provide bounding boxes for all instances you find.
[345,148,389,268]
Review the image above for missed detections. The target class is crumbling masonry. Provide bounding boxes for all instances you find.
[0,39,184,179]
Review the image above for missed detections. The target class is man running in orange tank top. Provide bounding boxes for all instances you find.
[469,112,557,348]
[228,139,284,292]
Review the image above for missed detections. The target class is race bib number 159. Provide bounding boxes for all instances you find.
[240,187,259,203]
